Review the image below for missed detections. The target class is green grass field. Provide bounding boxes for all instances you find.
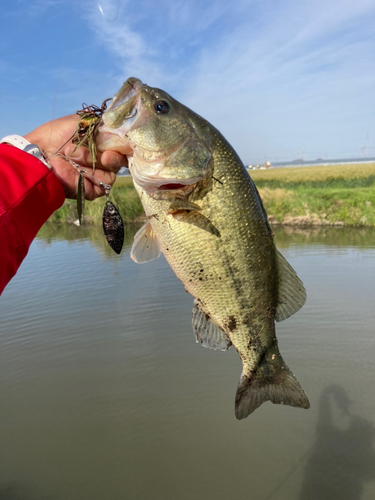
[250,162,375,184]
[47,163,375,227]
[251,163,375,226]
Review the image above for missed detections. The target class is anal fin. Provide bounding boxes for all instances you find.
[192,299,231,351]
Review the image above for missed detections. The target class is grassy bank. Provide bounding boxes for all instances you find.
[47,162,375,227]
[251,163,375,226]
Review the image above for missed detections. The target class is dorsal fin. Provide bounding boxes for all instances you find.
[275,250,306,322]
[192,299,232,351]
[130,221,162,264]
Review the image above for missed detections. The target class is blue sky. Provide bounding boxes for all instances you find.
[1,0,374,164]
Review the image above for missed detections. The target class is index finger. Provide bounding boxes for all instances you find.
[65,143,128,174]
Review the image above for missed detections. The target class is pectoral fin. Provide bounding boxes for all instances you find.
[169,198,202,213]
[192,299,232,351]
[172,211,220,237]
[275,250,306,322]
[130,221,161,264]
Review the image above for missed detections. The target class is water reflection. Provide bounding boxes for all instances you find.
[299,385,375,500]
[0,485,58,500]
[0,484,50,500]
[0,484,18,500]
[36,223,375,255]
[1,224,373,499]
[273,225,375,248]
[37,222,141,257]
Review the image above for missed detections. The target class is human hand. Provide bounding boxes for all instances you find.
[24,115,127,200]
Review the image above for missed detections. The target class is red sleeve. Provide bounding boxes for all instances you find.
[0,144,65,295]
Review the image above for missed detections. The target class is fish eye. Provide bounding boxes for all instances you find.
[154,100,170,114]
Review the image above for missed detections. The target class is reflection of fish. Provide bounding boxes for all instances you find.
[96,78,309,419]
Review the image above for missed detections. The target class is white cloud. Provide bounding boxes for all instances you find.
[5,0,372,161]
[81,0,163,86]
[175,0,375,160]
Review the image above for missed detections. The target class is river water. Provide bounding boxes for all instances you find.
[0,225,374,500]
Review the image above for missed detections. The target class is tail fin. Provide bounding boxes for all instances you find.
[235,361,310,420]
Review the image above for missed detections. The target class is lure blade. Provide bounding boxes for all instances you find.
[77,172,85,225]
[102,201,124,254]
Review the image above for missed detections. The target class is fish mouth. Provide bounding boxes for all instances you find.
[158,183,187,190]
[96,78,145,154]
[131,167,203,193]
[150,179,200,199]
[103,77,142,128]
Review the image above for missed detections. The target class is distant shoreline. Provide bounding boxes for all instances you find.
[249,157,375,170]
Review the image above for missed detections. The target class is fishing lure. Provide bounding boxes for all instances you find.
[102,200,124,255]
[50,98,125,254]
[54,153,124,254]
[71,100,112,171]
[76,171,85,226]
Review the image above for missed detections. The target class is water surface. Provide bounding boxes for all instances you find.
[0,225,374,500]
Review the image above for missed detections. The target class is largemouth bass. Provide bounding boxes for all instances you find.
[96,78,310,419]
